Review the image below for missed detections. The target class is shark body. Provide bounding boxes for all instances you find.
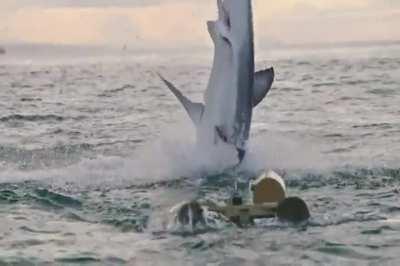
[159,0,274,163]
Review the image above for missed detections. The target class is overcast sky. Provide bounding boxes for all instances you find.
[0,0,399,49]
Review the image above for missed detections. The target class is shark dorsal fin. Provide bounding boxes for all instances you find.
[158,73,204,125]
[253,67,274,107]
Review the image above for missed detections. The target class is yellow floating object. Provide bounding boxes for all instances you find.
[172,170,309,227]
[250,170,286,204]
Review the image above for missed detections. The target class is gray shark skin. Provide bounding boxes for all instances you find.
[159,0,274,164]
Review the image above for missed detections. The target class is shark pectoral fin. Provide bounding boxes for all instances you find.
[185,102,204,126]
[215,126,228,143]
[158,73,204,125]
[253,67,275,107]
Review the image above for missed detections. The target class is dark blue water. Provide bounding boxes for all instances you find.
[0,45,400,265]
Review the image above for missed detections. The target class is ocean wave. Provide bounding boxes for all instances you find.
[20,97,43,102]
[0,139,144,170]
[98,84,135,97]
[0,184,82,209]
[367,88,398,96]
[0,144,94,171]
[0,114,86,123]
[285,167,400,190]
[352,123,394,129]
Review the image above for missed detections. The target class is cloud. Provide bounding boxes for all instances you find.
[101,15,138,45]
[1,0,189,10]
[1,0,399,48]
[261,2,400,45]
[1,3,212,47]
[369,0,400,8]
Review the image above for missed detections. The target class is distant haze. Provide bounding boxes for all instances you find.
[0,0,399,50]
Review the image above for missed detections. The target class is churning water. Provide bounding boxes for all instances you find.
[0,45,400,265]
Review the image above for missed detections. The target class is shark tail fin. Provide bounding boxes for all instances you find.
[253,67,274,107]
[157,73,204,126]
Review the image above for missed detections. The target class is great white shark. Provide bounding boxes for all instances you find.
[159,0,274,164]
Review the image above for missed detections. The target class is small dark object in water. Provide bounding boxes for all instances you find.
[277,197,310,223]
[231,192,243,206]
[176,201,206,226]
[0,47,5,54]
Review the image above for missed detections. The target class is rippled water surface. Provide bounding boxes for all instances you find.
[1,45,400,265]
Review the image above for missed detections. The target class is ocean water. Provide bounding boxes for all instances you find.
[0,45,400,265]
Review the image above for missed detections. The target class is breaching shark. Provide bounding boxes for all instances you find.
[159,0,274,164]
